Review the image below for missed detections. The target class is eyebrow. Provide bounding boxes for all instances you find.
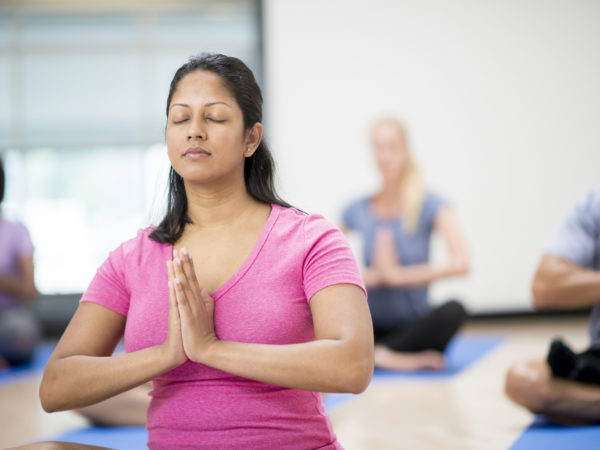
[169,101,232,110]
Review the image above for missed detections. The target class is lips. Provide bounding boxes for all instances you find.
[183,147,211,158]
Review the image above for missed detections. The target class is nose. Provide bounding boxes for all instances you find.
[187,118,207,141]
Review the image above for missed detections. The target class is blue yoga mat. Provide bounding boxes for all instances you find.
[510,415,600,450]
[323,333,505,411]
[372,333,505,379]
[50,426,148,450]
[0,341,55,386]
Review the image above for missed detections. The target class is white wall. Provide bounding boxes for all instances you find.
[263,0,600,313]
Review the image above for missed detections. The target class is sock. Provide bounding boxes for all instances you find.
[546,339,577,379]
[571,353,600,385]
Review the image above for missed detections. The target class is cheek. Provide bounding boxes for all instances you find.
[166,131,180,165]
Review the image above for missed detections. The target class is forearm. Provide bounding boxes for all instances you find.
[41,345,177,412]
[201,338,372,394]
[533,266,600,309]
[0,273,37,299]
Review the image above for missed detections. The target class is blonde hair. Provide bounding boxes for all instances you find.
[372,117,425,234]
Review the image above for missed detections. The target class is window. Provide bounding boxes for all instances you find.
[1,1,263,294]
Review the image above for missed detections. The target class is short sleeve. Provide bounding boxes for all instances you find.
[544,190,600,269]
[15,223,34,259]
[80,244,131,316]
[422,192,447,231]
[303,214,367,302]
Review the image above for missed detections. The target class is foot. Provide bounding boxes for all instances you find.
[374,345,445,371]
[547,339,577,378]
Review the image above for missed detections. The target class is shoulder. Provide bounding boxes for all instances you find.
[343,196,370,215]
[1,218,30,236]
[110,227,167,267]
[1,218,33,250]
[543,189,600,266]
[420,190,448,223]
[341,195,371,228]
[423,190,447,211]
[272,204,344,247]
[575,189,600,217]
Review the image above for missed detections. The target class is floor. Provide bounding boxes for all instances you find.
[0,316,590,449]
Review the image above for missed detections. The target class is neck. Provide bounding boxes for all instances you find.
[183,171,259,229]
[377,175,404,203]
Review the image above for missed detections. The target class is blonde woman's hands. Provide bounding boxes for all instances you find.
[373,226,401,269]
[364,226,401,286]
[169,249,218,364]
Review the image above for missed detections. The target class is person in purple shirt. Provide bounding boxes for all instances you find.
[0,157,40,367]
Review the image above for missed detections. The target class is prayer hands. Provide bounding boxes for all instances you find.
[363,226,401,287]
[166,248,217,364]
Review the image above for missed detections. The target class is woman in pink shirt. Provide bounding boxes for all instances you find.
[35,53,374,449]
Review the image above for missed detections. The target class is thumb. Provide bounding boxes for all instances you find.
[200,288,214,311]
[200,288,212,302]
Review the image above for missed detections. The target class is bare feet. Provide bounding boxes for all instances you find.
[505,358,600,425]
[374,345,445,371]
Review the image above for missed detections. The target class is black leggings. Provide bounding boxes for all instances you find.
[373,300,468,353]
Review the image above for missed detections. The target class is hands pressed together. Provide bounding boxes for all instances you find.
[162,248,218,367]
[363,226,402,287]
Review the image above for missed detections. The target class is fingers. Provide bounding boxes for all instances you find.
[170,248,213,313]
[172,275,191,313]
[180,249,199,284]
[166,261,177,306]
[173,257,197,306]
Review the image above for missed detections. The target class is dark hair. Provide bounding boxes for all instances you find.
[150,53,291,244]
[0,156,4,204]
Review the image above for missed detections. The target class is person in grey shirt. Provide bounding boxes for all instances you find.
[506,189,600,424]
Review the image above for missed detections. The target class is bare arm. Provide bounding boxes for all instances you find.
[0,255,37,300]
[40,278,187,413]
[171,252,374,394]
[380,206,470,287]
[531,254,600,309]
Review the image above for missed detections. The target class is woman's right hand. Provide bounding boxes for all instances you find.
[161,260,188,368]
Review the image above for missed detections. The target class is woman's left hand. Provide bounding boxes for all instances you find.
[169,248,218,364]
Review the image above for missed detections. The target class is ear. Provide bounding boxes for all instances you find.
[243,122,263,157]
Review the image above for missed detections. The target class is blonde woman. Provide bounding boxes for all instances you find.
[341,118,469,371]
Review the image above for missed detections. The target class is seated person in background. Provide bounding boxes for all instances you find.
[341,118,469,371]
[506,189,600,424]
[0,157,40,368]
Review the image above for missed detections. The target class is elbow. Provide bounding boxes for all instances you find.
[348,373,371,394]
[39,384,57,413]
[449,257,469,278]
[531,277,555,309]
[39,371,65,413]
[342,352,374,394]
[458,260,470,277]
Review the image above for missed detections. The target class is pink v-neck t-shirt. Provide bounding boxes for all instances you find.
[80,204,366,449]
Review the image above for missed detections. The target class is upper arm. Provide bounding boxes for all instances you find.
[309,284,373,346]
[545,192,599,269]
[49,302,126,362]
[18,254,37,298]
[433,206,469,265]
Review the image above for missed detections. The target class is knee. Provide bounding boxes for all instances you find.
[441,300,468,323]
[505,360,554,413]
